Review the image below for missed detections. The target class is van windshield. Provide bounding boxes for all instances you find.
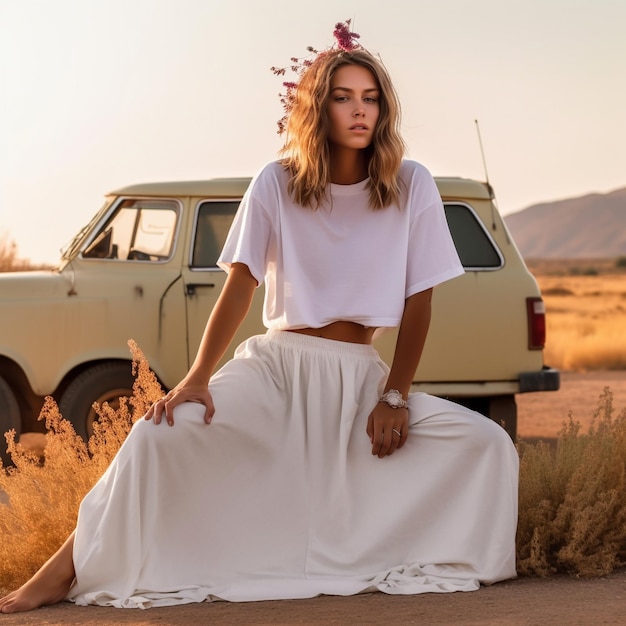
[82,198,179,262]
[60,200,112,261]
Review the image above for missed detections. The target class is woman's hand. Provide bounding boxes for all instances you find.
[143,263,257,428]
[366,289,431,458]
[144,376,214,426]
[367,402,409,458]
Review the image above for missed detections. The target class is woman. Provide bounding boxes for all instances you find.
[0,21,518,613]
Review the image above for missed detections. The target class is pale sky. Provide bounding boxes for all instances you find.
[1,0,625,264]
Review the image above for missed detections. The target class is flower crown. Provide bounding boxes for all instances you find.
[271,20,363,134]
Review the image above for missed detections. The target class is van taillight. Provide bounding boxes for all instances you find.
[527,297,546,350]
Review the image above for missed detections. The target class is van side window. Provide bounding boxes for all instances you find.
[444,203,503,269]
[82,199,179,262]
[191,201,240,268]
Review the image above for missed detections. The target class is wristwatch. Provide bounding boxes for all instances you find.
[379,389,408,409]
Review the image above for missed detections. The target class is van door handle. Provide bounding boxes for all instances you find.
[186,283,215,296]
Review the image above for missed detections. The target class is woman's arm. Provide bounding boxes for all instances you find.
[145,262,258,425]
[367,288,433,457]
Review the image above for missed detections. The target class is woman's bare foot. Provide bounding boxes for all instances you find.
[0,532,76,614]
[0,577,73,613]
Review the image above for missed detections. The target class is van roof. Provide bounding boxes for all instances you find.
[110,176,492,201]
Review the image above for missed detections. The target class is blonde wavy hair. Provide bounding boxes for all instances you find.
[279,49,406,210]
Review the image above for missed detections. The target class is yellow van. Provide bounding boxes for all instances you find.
[0,176,559,462]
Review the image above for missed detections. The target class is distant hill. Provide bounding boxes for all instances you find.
[503,187,626,259]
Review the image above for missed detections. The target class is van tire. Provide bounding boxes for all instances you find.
[0,376,21,466]
[59,362,135,441]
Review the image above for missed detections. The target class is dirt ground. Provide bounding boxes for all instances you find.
[2,570,625,625]
[0,569,624,626]
[517,370,626,440]
[3,371,626,625]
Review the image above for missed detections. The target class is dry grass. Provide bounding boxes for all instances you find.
[1,342,626,596]
[0,235,27,272]
[526,259,626,372]
[0,233,53,272]
[517,387,626,577]
[0,341,163,592]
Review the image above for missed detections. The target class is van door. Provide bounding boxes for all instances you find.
[57,196,188,434]
[77,198,188,384]
[182,199,265,373]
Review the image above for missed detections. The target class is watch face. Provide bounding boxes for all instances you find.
[382,390,405,408]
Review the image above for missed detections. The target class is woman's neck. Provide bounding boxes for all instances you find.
[328,149,369,185]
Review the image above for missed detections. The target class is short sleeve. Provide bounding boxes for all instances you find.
[217,169,275,286]
[404,164,465,297]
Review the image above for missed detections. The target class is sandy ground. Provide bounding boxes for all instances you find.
[2,570,625,625]
[517,370,626,439]
[3,371,626,625]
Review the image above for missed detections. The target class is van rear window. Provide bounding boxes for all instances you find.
[444,203,503,270]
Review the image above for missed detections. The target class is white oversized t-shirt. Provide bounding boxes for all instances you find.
[217,159,464,330]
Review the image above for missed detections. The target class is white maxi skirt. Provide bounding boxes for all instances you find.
[68,331,519,608]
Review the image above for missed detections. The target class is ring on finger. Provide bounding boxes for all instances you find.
[392,428,402,437]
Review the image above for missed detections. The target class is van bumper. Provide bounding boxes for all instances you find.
[518,366,560,393]
[411,367,561,397]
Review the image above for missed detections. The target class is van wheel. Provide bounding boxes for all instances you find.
[0,376,21,466]
[59,363,134,441]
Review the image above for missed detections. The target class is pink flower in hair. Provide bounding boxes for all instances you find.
[333,20,360,51]
[271,19,364,134]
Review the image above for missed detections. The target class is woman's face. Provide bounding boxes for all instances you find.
[326,64,380,151]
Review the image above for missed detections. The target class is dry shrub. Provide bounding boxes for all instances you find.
[0,233,54,272]
[0,235,25,272]
[0,340,163,593]
[517,387,626,577]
